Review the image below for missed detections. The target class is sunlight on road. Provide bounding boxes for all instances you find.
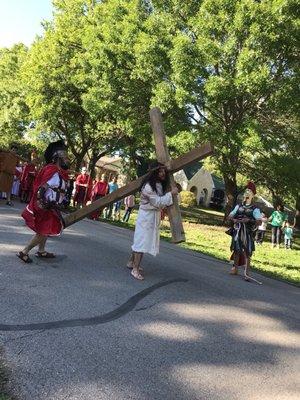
[170,364,299,400]
[140,321,202,341]
[163,303,300,348]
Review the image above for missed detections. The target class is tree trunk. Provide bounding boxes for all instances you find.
[74,156,84,173]
[88,149,108,179]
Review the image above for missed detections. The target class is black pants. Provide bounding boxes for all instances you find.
[123,207,133,222]
[271,226,282,245]
[256,230,265,244]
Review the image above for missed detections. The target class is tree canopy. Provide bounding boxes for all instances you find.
[0,0,298,207]
[0,44,30,149]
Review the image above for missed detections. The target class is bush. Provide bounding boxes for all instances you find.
[180,191,197,207]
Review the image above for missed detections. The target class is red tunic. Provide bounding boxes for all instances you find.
[22,164,69,236]
[90,180,109,220]
[20,163,36,192]
[91,181,108,199]
[74,173,92,203]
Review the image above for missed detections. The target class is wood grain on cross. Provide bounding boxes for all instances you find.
[150,107,185,243]
[64,108,214,243]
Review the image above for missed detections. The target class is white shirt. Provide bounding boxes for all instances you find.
[45,173,66,204]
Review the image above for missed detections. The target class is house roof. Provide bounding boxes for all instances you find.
[96,156,122,172]
[211,174,225,190]
[183,161,203,180]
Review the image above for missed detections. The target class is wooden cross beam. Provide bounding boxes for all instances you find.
[63,108,214,243]
[150,107,185,242]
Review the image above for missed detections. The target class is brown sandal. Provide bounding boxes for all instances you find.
[230,266,238,275]
[35,251,55,258]
[17,251,33,264]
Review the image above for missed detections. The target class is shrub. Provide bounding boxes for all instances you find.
[180,191,197,207]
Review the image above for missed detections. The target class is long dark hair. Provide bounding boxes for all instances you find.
[141,161,170,194]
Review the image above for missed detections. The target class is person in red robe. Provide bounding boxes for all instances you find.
[17,140,69,263]
[73,167,92,208]
[89,173,109,220]
[20,156,37,203]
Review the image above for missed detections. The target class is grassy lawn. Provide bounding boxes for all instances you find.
[98,206,300,285]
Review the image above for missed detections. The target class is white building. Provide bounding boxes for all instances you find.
[174,162,225,208]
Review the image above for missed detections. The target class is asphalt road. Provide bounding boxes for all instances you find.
[0,201,299,400]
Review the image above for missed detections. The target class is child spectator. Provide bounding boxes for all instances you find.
[283,222,293,249]
[255,212,268,245]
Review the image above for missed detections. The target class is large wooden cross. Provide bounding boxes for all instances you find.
[63,107,213,243]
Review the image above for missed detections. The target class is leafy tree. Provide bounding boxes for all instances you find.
[0,44,30,149]
[134,0,299,213]
[22,0,112,172]
[81,0,190,177]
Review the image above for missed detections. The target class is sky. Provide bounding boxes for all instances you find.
[0,0,53,48]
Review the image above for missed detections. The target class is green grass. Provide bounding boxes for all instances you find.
[99,206,300,285]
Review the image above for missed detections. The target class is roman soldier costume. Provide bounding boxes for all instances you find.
[22,141,69,236]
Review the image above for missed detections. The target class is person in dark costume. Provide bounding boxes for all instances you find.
[17,140,69,263]
[228,182,262,282]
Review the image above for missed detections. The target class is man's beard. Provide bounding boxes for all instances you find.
[60,161,69,170]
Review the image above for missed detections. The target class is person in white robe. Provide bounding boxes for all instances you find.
[127,163,178,280]
[11,164,23,197]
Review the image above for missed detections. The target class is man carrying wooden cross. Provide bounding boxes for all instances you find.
[63,107,213,279]
[127,161,178,280]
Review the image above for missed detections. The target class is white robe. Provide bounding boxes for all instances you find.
[131,183,173,256]
[11,166,22,196]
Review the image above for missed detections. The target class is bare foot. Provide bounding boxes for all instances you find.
[131,269,144,281]
[127,261,143,272]
[230,266,238,275]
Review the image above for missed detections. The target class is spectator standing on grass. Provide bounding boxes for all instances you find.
[105,176,119,218]
[268,204,288,248]
[112,200,122,221]
[90,174,109,220]
[73,167,92,208]
[283,222,293,250]
[11,161,23,198]
[123,194,135,222]
[255,211,268,245]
